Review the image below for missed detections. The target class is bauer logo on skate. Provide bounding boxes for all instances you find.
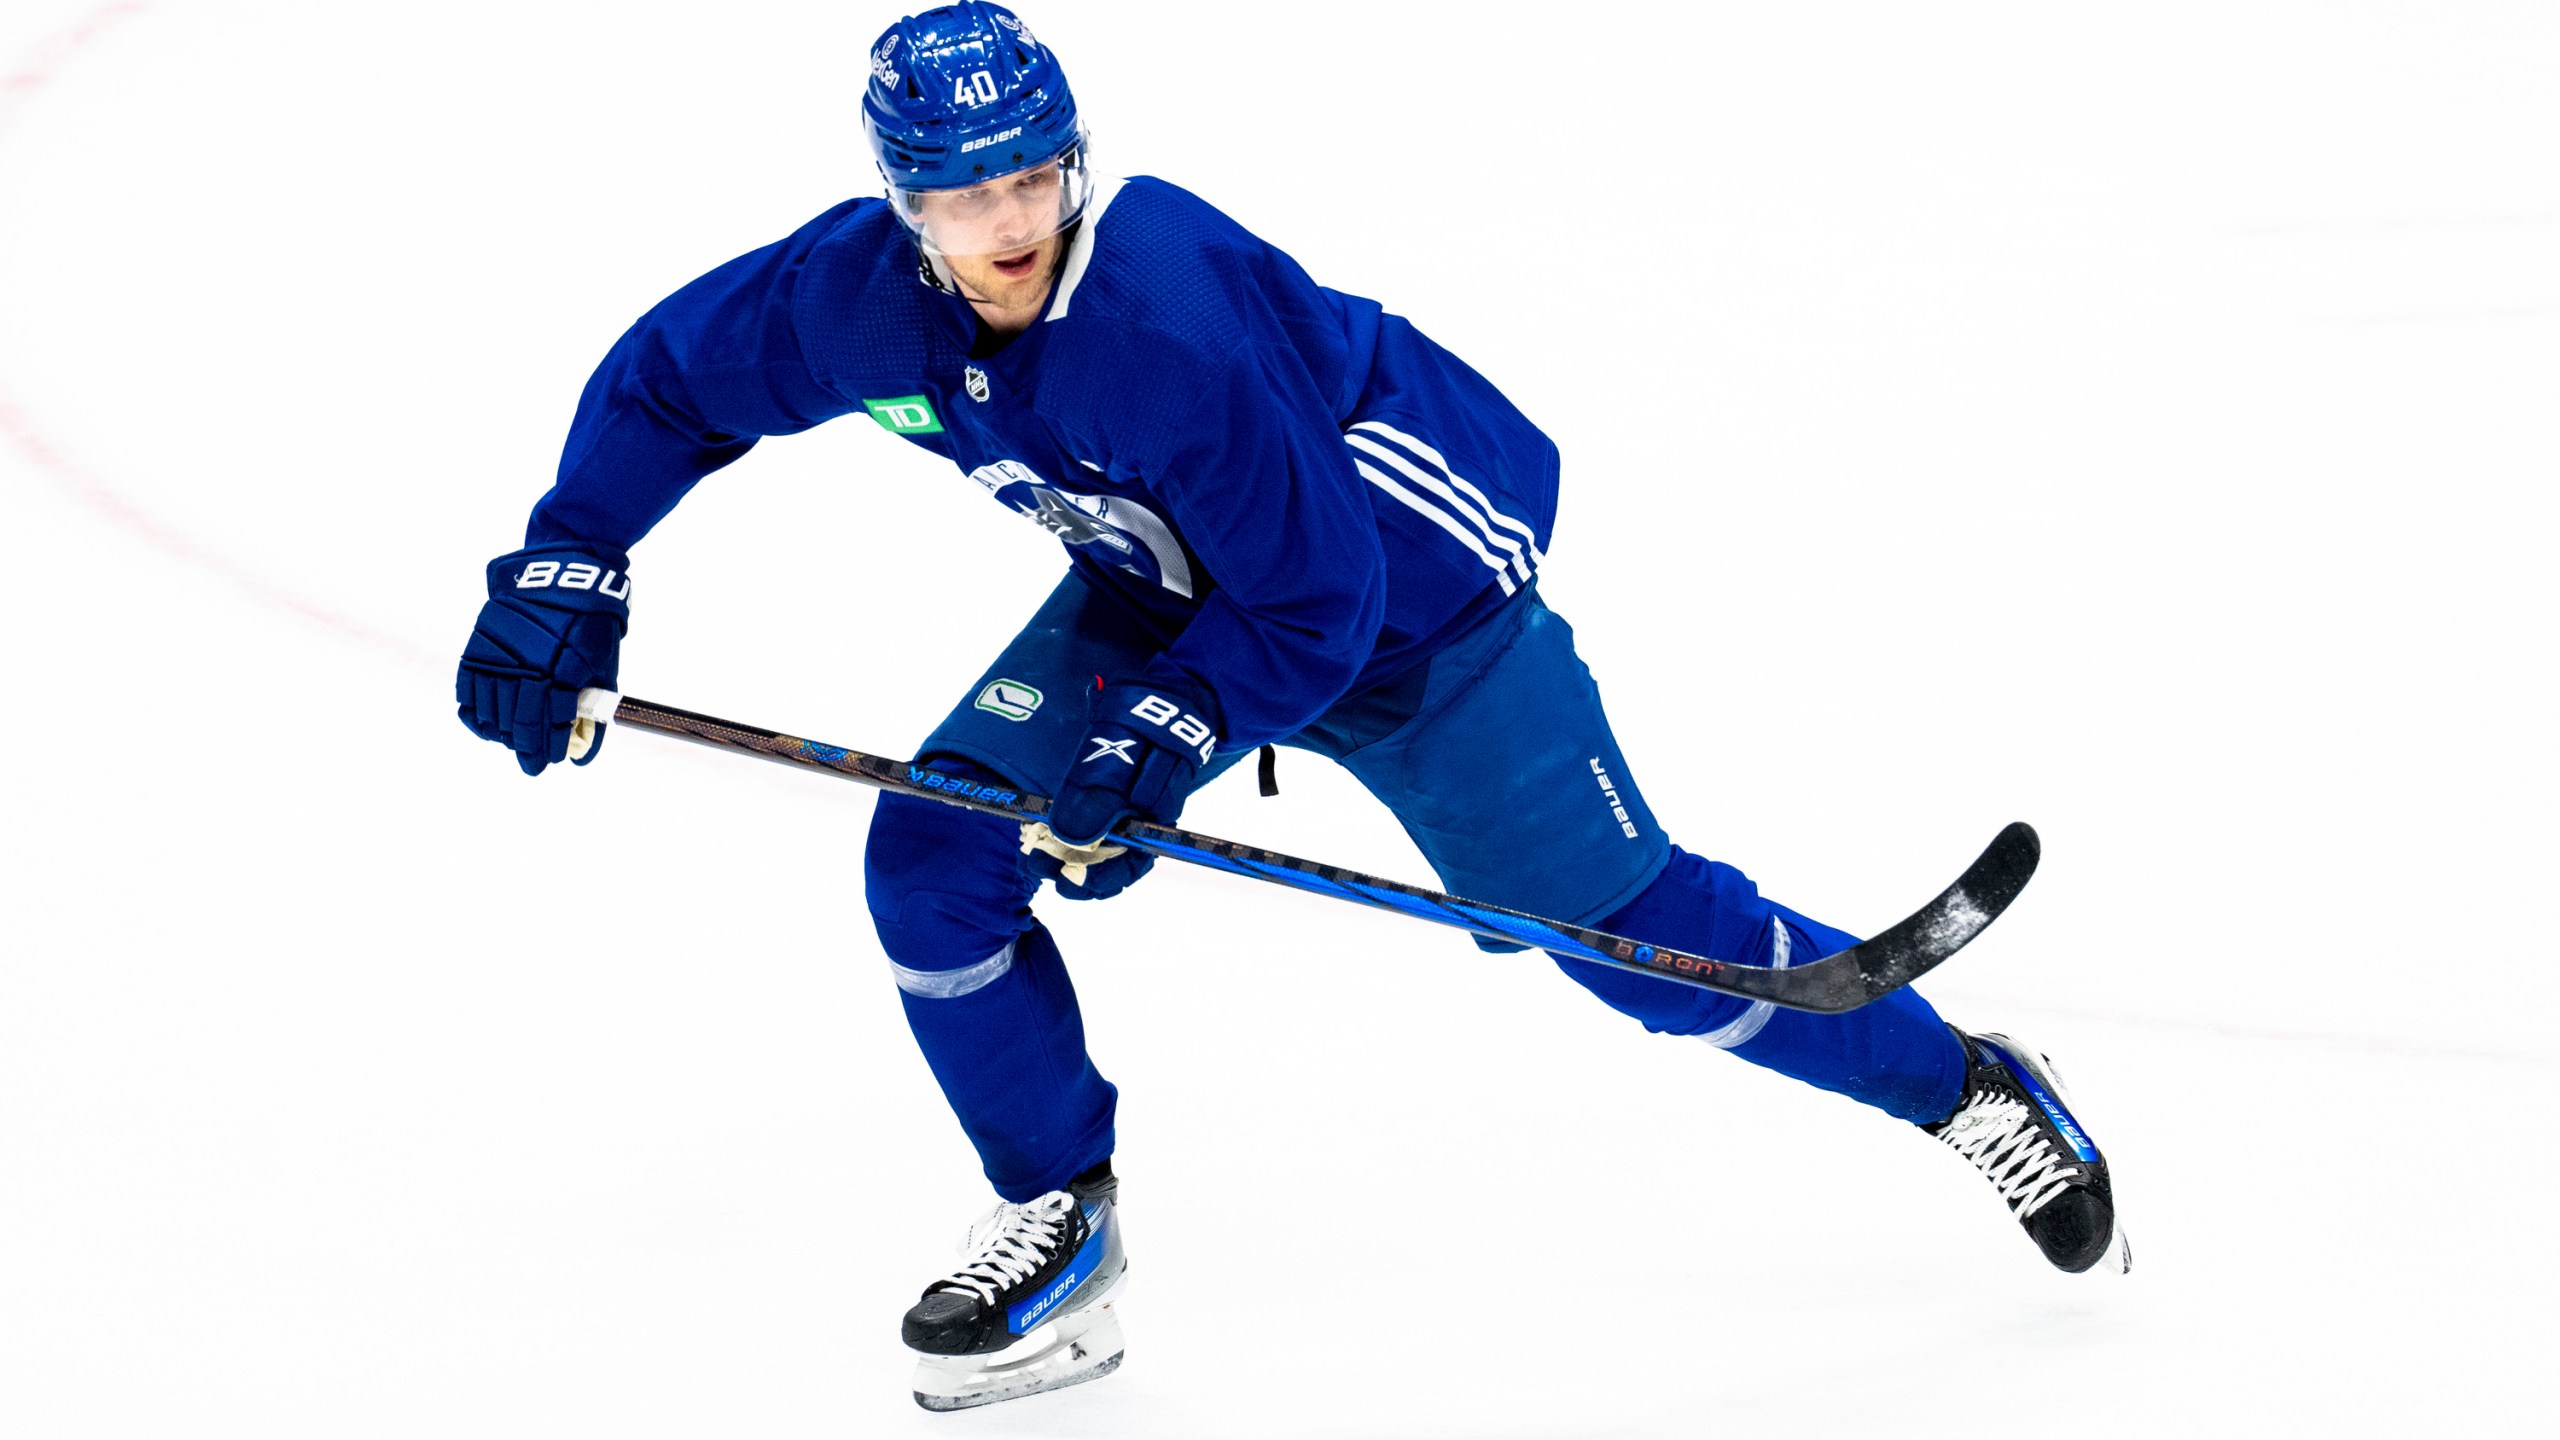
[1008,1223,1107,1334]
[1983,1040,2100,1163]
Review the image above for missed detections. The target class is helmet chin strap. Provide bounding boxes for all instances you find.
[914,243,959,295]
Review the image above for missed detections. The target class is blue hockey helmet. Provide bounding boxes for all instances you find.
[862,4,1092,257]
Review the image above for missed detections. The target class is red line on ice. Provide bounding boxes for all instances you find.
[0,1,438,669]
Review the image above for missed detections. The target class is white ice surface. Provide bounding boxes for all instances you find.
[3,3,2555,1436]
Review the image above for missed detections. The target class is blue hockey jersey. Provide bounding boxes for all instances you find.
[528,176,1560,750]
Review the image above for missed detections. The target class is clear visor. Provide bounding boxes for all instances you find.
[890,150,1093,258]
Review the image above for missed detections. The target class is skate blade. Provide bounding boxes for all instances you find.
[912,1302,1126,1412]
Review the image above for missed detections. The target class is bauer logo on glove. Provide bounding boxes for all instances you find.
[1027,677,1225,901]
[1124,693,1214,764]
[513,559,630,596]
[455,542,632,777]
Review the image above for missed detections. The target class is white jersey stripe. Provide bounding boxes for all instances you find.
[1351,458,1518,596]
[1044,176,1126,324]
[1345,432,1534,583]
[1350,419,1538,542]
[1350,420,1547,567]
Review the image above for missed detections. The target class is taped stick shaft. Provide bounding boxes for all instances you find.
[582,690,2034,1013]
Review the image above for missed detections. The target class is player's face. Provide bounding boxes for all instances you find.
[907,161,1075,316]
[939,226,1066,315]
[908,161,1071,256]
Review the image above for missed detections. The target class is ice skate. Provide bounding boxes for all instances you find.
[1928,1031,2131,1274]
[903,1161,1127,1411]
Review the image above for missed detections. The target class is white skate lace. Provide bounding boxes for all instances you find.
[1934,1090,2083,1220]
[931,1191,1078,1307]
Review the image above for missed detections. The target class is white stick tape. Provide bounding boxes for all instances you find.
[576,688,623,723]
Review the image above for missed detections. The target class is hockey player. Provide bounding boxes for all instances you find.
[453,3,2128,1411]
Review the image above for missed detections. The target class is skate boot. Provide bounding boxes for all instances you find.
[1927,1031,2131,1275]
[903,1160,1127,1411]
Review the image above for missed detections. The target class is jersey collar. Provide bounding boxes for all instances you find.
[1042,175,1125,324]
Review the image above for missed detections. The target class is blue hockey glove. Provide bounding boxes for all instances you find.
[455,543,630,776]
[1027,679,1221,900]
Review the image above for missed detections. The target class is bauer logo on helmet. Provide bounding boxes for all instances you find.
[861,3,1094,259]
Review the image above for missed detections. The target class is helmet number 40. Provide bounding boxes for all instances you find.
[955,70,999,106]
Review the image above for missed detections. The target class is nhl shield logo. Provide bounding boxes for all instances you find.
[964,365,991,403]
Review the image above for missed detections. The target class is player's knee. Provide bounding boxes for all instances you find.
[864,761,1036,970]
[1612,846,1856,966]
[1550,952,1750,1036]
[1549,845,1856,1037]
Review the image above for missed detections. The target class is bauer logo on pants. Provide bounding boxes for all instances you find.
[1588,757,1639,839]
[863,395,944,434]
[976,679,1043,721]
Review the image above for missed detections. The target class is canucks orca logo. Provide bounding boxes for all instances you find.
[966,460,1195,598]
[1020,489,1134,554]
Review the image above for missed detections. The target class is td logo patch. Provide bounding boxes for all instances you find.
[975,678,1043,721]
[863,395,944,434]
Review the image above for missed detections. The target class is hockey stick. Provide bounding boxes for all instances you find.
[574,689,2038,1014]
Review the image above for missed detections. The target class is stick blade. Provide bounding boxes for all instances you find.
[1726,823,2038,1013]
[1841,820,2040,1007]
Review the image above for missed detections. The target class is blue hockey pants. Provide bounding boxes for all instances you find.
[864,574,1967,1201]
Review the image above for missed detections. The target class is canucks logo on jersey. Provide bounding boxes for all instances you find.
[967,459,1194,598]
